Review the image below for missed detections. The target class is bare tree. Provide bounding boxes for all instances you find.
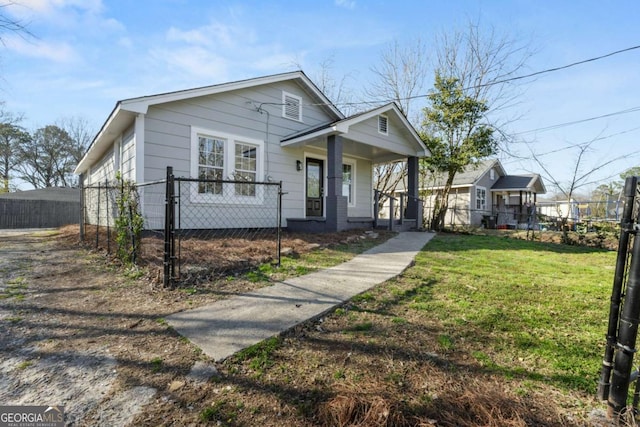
[365,38,430,124]
[57,116,94,185]
[526,136,630,242]
[0,2,33,43]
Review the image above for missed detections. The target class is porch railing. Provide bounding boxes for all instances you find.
[374,190,423,230]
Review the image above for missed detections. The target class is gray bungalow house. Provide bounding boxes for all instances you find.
[74,71,429,233]
[421,159,546,228]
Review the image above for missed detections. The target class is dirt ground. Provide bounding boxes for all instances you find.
[0,226,392,426]
[0,226,615,426]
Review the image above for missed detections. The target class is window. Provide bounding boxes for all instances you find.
[490,168,495,180]
[343,163,354,204]
[283,91,302,121]
[234,143,257,196]
[378,114,388,135]
[198,135,225,195]
[476,187,487,210]
[190,126,263,203]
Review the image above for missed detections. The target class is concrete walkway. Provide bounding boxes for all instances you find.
[166,231,435,361]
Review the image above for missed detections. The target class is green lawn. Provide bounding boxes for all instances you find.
[221,232,617,425]
[400,233,614,393]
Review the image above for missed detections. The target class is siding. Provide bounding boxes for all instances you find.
[121,124,136,180]
[346,115,416,157]
[142,80,338,227]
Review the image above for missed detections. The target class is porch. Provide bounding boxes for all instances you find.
[287,190,423,233]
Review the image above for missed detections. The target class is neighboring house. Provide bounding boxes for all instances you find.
[0,187,80,229]
[418,159,546,228]
[74,71,429,233]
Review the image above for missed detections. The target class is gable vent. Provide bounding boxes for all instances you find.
[378,114,388,135]
[283,92,302,121]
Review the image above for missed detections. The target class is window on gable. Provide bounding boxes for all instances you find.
[378,115,388,135]
[476,187,487,210]
[283,91,302,121]
[490,169,495,180]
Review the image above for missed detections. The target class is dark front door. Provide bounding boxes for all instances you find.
[306,158,324,217]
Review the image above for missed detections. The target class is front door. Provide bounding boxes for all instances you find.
[306,158,324,217]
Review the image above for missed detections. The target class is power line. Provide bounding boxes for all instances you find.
[329,44,640,107]
[514,106,640,135]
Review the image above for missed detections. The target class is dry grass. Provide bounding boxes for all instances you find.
[6,225,614,426]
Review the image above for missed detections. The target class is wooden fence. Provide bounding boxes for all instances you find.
[0,199,80,229]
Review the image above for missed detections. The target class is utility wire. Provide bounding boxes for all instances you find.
[514,106,640,135]
[328,44,640,107]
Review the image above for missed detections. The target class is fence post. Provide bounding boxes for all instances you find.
[373,190,379,228]
[79,175,85,241]
[106,178,111,254]
[163,166,175,287]
[603,176,639,416]
[96,182,101,249]
[277,182,283,267]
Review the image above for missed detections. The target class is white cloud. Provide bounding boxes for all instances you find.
[166,21,255,49]
[6,0,104,20]
[335,0,356,10]
[4,35,77,63]
[149,46,231,81]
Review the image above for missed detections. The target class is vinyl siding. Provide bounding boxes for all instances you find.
[141,80,337,227]
[121,124,136,181]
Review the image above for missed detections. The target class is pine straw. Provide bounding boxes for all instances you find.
[317,378,563,427]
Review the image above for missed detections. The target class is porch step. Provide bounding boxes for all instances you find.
[375,219,419,232]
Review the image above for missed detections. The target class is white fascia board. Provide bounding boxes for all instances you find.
[119,71,344,119]
[281,126,340,147]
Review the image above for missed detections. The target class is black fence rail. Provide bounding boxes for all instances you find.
[80,180,166,264]
[80,167,283,288]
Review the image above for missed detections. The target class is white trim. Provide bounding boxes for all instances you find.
[342,159,356,207]
[190,126,264,205]
[282,91,302,122]
[303,152,327,217]
[134,114,145,184]
[114,136,122,174]
[475,186,487,211]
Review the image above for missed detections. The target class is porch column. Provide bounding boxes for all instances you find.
[326,134,348,231]
[406,156,421,226]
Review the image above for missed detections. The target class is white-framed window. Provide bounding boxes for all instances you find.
[342,162,356,205]
[378,114,388,135]
[190,126,264,203]
[282,91,302,121]
[476,186,487,210]
[489,168,495,180]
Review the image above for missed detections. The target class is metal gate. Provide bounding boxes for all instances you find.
[163,166,283,287]
[598,176,640,419]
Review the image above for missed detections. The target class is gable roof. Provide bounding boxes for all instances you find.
[421,158,546,194]
[425,159,505,189]
[75,71,342,175]
[281,102,430,162]
[492,174,546,194]
[0,187,80,202]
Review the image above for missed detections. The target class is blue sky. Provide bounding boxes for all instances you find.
[3,0,640,195]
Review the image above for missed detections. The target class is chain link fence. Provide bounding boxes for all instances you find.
[80,167,282,287]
